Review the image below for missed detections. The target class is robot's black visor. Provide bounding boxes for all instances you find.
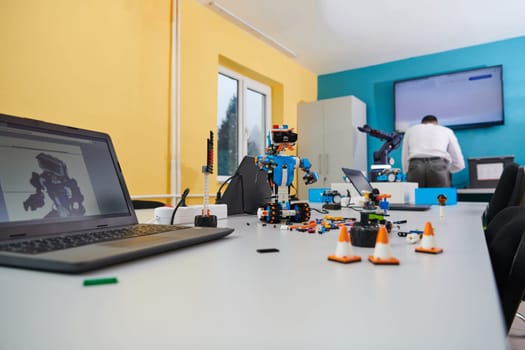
[272,131,297,143]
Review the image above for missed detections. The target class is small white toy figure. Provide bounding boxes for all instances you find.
[437,194,447,220]
[256,125,318,224]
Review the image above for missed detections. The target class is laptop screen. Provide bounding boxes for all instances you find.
[0,114,132,228]
[341,168,374,195]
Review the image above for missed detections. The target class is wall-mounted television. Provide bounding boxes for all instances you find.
[394,65,504,132]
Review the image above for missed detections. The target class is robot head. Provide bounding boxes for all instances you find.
[271,124,297,144]
[36,153,68,177]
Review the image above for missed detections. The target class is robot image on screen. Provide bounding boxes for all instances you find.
[255,124,318,224]
[23,152,86,218]
[0,134,102,223]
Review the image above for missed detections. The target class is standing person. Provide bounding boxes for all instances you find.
[401,115,465,187]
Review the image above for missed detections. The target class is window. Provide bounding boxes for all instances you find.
[217,67,271,180]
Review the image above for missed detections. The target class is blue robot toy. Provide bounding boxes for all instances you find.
[256,124,318,223]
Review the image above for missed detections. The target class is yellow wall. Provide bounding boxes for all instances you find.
[180,0,317,197]
[0,0,172,198]
[0,0,317,203]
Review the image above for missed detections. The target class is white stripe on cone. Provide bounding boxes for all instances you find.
[420,234,437,249]
[372,242,393,259]
[334,241,354,258]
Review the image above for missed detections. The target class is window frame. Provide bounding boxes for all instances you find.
[217,66,272,182]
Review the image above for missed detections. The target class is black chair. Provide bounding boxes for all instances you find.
[488,211,525,332]
[216,156,271,215]
[483,163,523,227]
[485,206,525,246]
[509,166,525,208]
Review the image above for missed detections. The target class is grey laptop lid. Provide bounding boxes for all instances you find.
[0,113,233,273]
[341,168,374,195]
[341,167,430,211]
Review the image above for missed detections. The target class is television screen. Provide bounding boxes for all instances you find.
[394,65,504,132]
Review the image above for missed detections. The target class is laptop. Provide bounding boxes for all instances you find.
[341,168,431,211]
[0,113,234,273]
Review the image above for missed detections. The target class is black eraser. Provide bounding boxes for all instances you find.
[257,248,280,253]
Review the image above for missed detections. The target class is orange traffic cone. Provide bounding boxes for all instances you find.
[368,225,400,265]
[328,226,361,263]
[415,221,443,254]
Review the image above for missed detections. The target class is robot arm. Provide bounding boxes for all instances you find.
[358,124,403,164]
[23,172,45,211]
[373,133,402,164]
[299,158,318,185]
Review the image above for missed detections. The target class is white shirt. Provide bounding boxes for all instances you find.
[401,123,465,174]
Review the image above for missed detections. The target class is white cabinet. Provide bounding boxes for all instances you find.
[297,96,367,200]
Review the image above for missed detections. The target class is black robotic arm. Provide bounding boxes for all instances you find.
[357,124,403,165]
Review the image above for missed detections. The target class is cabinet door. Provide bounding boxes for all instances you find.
[323,97,355,186]
[348,96,367,171]
[297,96,367,201]
[297,101,324,201]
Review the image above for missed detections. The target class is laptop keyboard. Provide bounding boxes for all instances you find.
[0,224,185,255]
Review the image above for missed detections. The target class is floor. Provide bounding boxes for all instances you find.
[509,303,525,349]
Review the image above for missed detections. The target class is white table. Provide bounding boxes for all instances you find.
[0,203,509,350]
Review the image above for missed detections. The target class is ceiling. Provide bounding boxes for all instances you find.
[198,0,525,74]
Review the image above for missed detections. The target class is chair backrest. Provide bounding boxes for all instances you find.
[509,166,525,207]
[484,163,521,226]
[216,156,272,215]
[488,214,525,332]
[485,206,525,246]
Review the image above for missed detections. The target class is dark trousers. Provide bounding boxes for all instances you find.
[406,158,451,188]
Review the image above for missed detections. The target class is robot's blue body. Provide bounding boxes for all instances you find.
[256,125,318,223]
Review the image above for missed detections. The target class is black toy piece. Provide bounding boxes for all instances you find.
[350,222,379,247]
[194,214,217,227]
[350,211,392,247]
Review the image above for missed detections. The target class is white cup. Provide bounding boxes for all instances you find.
[153,206,175,225]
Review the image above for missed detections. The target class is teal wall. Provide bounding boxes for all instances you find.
[318,36,525,188]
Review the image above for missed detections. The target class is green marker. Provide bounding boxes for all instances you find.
[83,277,118,287]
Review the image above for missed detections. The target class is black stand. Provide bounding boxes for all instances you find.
[194,214,217,227]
